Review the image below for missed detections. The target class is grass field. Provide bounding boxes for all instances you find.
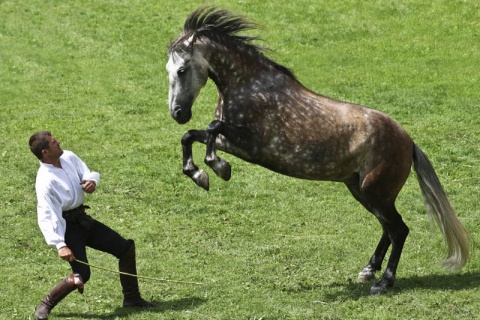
[1,0,479,319]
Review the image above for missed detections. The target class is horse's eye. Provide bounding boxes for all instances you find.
[177,68,187,76]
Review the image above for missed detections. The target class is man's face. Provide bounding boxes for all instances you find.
[44,135,64,159]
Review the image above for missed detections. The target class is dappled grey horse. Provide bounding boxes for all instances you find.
[166,7,469,294]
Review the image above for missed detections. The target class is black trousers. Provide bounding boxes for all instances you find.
[65,218,131,283]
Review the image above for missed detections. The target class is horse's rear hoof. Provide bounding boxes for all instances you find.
[193,170,209,191]
[369,279,391,295]
[370,285,387,295]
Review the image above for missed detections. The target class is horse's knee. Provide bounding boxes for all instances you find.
[206,120,222,135]
[181,130,196,145]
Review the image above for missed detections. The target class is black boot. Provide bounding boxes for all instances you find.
[35,273,84,320]
[119,241,155,308]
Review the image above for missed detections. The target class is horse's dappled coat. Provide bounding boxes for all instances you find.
[166,7,469,295]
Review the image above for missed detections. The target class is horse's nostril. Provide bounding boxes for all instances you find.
[174,109,182,119]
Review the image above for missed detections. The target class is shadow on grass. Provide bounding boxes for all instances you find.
[398,272,480,291]
[56,296,206,319]
[282,272,480,301]
[319,272,480,301]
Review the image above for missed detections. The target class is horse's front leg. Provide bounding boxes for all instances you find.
[204,120,256,181]
[205,132,232,181]
[181,129,210,190]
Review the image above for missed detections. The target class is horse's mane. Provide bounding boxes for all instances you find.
[171,7,296,80]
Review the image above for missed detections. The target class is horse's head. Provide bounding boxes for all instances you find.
[166,33,209,124]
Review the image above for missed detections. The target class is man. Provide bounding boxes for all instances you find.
[29,131,154,320]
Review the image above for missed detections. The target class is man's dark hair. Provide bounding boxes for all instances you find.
[29,131,52,160]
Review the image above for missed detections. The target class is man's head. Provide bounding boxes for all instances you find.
[29,131,63,161]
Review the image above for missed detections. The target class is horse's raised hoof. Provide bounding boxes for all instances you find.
[192,170,209,191]
[357,267,376,282]
[369,279,391,295]
[209,158,231,181]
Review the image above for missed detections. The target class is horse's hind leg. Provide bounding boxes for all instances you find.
[369,205,409,294]
[345,178,392,282]
[181,130,210,190]
[345,174,410,294]
[358,231,391,282]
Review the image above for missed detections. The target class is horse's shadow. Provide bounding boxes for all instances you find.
[319,272,480,301]
[56,296,206,319]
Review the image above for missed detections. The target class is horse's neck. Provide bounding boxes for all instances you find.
[204,44,263,93]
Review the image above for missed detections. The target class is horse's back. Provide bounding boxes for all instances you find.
[251,89,414,182]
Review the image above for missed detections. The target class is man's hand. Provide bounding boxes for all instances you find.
[80,180,96,193]
[58,246,76,262]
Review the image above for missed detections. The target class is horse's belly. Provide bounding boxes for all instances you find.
[254,150,357,182]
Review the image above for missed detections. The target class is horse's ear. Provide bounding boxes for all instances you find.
[185,33,197,52]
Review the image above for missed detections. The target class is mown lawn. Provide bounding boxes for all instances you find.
[1,0,479,319]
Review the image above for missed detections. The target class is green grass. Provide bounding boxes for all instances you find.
[1,0,479,319]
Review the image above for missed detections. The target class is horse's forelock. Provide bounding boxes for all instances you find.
[168,31,194,55]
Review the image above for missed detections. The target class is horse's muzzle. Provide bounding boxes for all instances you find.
[171,106,192,124]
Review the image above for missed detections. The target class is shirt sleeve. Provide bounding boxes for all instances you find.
[36,186,67,250]
[70,151,100,186]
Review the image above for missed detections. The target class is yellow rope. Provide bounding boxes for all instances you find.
[74,259,202,285]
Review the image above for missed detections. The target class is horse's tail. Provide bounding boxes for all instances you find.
[412,143,469,271]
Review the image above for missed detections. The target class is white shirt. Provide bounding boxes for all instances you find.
[35,150,100,250]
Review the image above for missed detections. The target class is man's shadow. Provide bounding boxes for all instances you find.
[57,296,206,319]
